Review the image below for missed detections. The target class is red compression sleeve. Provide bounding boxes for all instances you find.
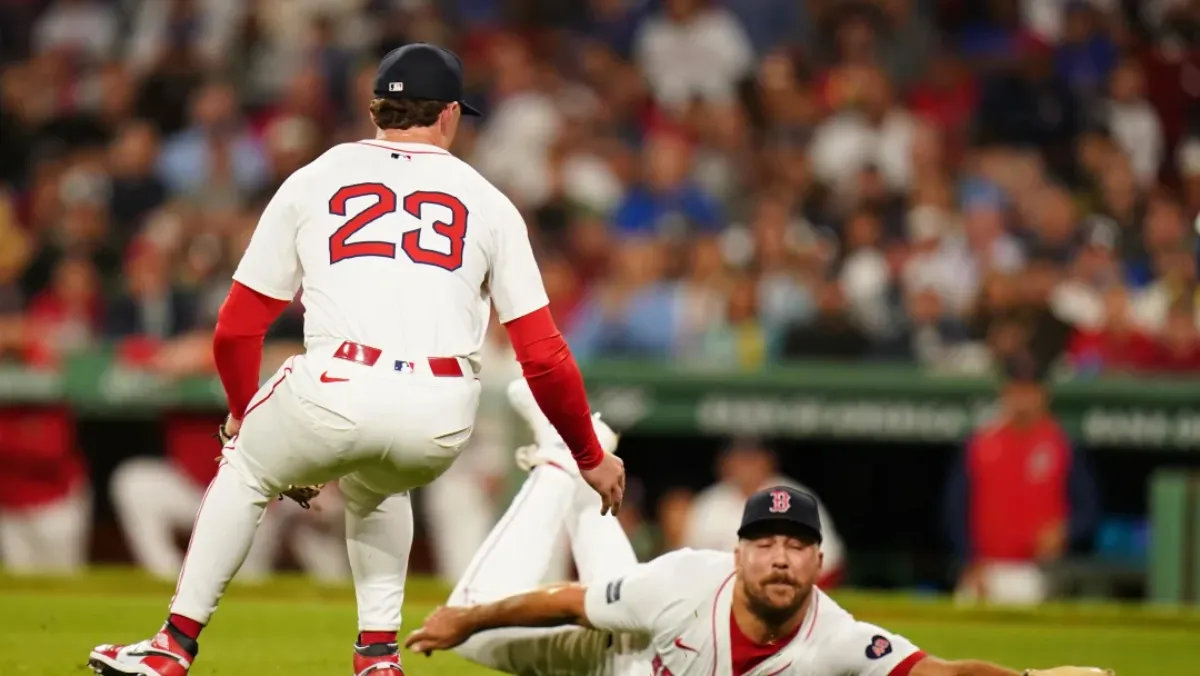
[503,306,604,470]
[213,281,289,420]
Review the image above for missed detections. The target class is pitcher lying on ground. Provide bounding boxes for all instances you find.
[406,380,1116,676]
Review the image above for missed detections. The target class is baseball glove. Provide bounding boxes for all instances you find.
[215,416,324,509]
[279,484,324,510]
[216,415,236,446]
[1024,668,1115,676]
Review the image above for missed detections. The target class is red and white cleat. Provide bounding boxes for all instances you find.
[88,628,195,676]
[353,641,405,675]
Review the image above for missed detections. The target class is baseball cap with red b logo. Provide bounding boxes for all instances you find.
[737,485,823,543]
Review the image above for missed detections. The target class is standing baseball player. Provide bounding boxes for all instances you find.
[88,42,624,676]
[408,436,1113,676]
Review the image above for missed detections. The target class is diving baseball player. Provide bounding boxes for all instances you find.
[88,42,624,676]
[408,384,1115,676]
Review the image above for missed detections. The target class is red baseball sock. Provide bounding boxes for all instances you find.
[359,631,397,645]
[168,614,203,641]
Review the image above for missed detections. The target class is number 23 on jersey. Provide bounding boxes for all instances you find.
[327,183,469,271]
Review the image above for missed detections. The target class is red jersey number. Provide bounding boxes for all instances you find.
[328,184,467,271]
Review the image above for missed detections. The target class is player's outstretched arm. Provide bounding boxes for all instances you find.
[405,583,590,654]
[909,656,1112,676]
[488,189,625,515]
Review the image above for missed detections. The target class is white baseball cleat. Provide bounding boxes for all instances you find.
[507,378,619,477]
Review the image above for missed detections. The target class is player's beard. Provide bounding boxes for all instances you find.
[743,574,810,628]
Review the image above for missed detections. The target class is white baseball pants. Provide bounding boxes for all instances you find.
[167,346,480,631]
[448,466,646,676]
[110,457,349,582]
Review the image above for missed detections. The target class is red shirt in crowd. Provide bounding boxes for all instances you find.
[963,416,1072,562]
[0,406,87,510]
[1066,328,1158,373]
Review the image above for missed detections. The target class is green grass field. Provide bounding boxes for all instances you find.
[1,569,1196,675]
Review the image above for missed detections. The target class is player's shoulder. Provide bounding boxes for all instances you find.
[645,548,735,587]
[807,588,924,669]
[809,588,855,633]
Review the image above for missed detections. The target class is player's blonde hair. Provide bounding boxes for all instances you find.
[369,98,449,130]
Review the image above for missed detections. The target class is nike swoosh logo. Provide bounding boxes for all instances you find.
[673,637,698,653]
[319,371,349,383]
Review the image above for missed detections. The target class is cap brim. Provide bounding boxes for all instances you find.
[460,101,482,117]
[737,518,822,544]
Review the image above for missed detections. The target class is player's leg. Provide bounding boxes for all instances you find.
[565,476,639,585]
[339,475,413,631]
[110,458,202,580]
[336,472,412,675]
[447,465,613,676]
[448,465,576,606]
[284,488,351,583]
[89,357,344,675]
[503,377,631,586]
[239,501,283,581]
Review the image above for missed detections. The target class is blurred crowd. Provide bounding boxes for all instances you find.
[1,0,1200,377]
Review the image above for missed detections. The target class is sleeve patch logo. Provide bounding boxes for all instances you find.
[605,578,624,604]
[865,635,892,659]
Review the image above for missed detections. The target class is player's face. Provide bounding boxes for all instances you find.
[735,533,821,625]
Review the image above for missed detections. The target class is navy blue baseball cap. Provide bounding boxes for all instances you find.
[373,43,482,116]
[737,486,823,543]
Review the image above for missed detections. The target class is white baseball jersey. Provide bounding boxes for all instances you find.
[584,549,925,676]
[232,139,549,363]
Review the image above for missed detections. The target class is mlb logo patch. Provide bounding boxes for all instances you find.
[394,360,415,373]
[388,82,404,92]
[865,635,892,659]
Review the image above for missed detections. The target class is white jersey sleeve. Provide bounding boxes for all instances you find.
[232,174,303,301]
[583,549,700,635]
[485,193,548,323]
[820,621,925,676]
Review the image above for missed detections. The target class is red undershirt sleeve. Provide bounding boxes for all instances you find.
[503,306,603,471]
[213,281,290,420]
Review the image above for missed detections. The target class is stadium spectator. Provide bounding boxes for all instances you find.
[157,79,268,204]
[944,354,1099,605]
[106,240,198,342]
[1103,58,1165,187]
[682,438,845,586]
[782,278,872,360]
[611,131,723,238]
[0,402,90,574]
[633,0,754,112]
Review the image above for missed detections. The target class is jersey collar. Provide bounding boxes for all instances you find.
[356,139,451,156]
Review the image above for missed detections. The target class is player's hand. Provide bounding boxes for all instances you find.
[580,452,625,516]
[1023,668,1114,676]
[217,415,241,445]
[404,606,475,655]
